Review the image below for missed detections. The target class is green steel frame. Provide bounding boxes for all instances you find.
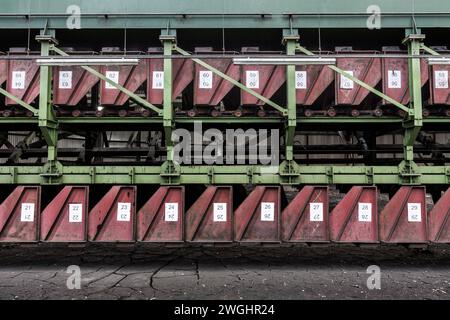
[0,2,449,186]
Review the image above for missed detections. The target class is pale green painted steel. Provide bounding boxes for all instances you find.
[284,30,298,161]
[0,0,450,29]
[0,88,38,115]
[175,46,287,115]
[162,32,175,161]
[0,165,449,185]
[51,46,163,115]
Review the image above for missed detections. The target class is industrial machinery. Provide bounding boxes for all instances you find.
[1,0,450,245]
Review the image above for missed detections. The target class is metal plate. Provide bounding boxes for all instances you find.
[281,186,329,242]
[185,186,233,242]
[428,188,450,243]
[329,186,378,243]
[234,186,281,242]
[241,65,285,106]
[40,186,88,242]
[380,186,427,243]
[0,186,41,242]
[88,186,136,242]
[296,65,334,105]
[6,59,40,105]
[137,186,184,242]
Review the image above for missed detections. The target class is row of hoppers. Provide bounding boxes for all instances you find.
[0,184,449,243]
[1,46,450,109]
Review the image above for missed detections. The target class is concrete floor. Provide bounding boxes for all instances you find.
[0,244,449,300]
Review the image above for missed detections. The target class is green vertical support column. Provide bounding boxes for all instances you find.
[159,29,179,183]
[36,31,61,182]
[400,30,425,183]
[279,29,300,183]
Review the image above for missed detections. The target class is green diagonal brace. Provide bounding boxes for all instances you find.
[0,88,39,115]
[421,44,440,56]
[175,46,287,116]
[296,44,410,114]
[51,46,163,116]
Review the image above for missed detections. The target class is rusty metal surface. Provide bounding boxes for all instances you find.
[40,186,88,242]
[194,57,239,106]
[241,65,285,106]
[281,186,329,242]
[381,57,429,105]
[53,66,100,106]
[329,186,378,243]
[0,59,7,86]
[429,65,450,105]
[234,186,281,242]
[296,65,334,105]
[6,58,40,106]
[0,186,40,242]
[100,61,147,106]
[88,186,136,242]
[335,54,382,105]
[137,186,184,242]
[147,55,194,105]
[428,188,450,243]
[379,186,427,243]
[185,186,233,242]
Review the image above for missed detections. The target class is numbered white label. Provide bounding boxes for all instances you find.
[309,202,324,222]
[165,203,179,222]
[117,202,131,221]
[152,71,164,89]
[12,71,26,89]
[388,70,402,89]
[69,203,83,223]
[434,70,449,89]
[358,203,372,222]
[199,71,213,89]
[58,71,73,89]
[261,202,275,221]
[105,71,119,89]
[20,203,35,222]
[340,71,354,89]
[213,203,227,222]
[407,203,422,222]
[246,70,260,89]
[295,71,307,89]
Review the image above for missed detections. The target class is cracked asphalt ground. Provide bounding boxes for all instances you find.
[0,244,449,300]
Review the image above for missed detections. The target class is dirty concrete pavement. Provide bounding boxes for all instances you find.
[0,244,449,300]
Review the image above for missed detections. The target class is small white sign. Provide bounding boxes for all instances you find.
[213,203,227,222]
[407,203,422,222]
[165,203,179,222]
[117,202,131,221]
[340,71,354,89]
[105,71,120,89]
[309,202,324,222]
[388,70,402,89]
[261,202,275,221]
[246,70,260,89]
[58,71,73,89]
[152,71,164,89]
[295,71,307,89]
[199,70,213,89]
[69,203,83,223]
[20,203,35,222]
[434,70,449,89]
[12,71,26,89]
[358,203,372,222]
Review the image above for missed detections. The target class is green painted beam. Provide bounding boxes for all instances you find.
[1,0,450,29]
[0,164,448,185]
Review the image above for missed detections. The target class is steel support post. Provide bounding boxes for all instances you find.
[159,29,180,183]
[36,30,62,182]
[279,29,300,184]
[400,30,425,183]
